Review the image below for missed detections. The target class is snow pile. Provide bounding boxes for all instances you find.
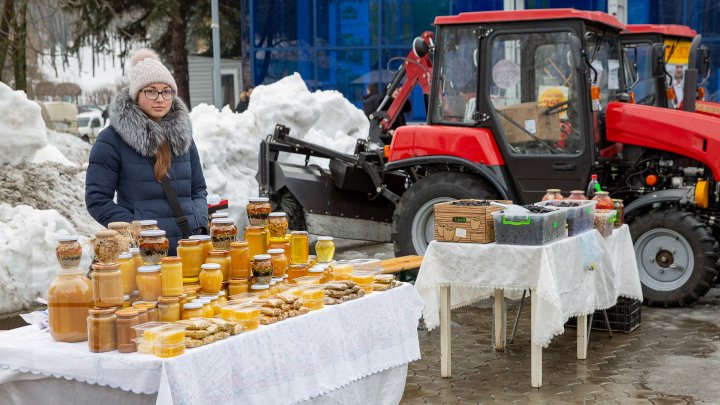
[0,204,92,314]
[46,130,92,167]
[191,73,369,223]
[0,82,48,164]
[31,145,76,167]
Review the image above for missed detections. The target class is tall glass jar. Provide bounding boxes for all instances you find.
[189,235,213,262]
[567,190,588,201]
[267,212,288,238]
[48,268,93,342]
[158,296,181,322]
[93,230,121,264]
[252,254,273,285]
[592,191,614,209]
[177,239,203,279]
[118,252,137,295]
[206,250,231,282]
[267,249,288,278]
[290,231,309,264]
[315,236,335,263]
[92,263,124,308]
[136,264,162,301]
[247,197,272,227]
[56,236,82,269]
[139,230,169,265]
[229,241,251,279]
[199,263,223,294]
[244,226,267,257]
[87,308,117,353]
[160,256,183,296]
[612,199,625,228]
[115,308,139,353]
[210,218,238,250]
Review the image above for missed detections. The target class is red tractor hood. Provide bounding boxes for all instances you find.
[388,125,504,165]
[606,102,720,178]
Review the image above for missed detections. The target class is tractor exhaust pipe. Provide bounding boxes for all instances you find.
[682,34,702,113]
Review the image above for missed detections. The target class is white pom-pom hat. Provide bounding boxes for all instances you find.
[129,48,177,101]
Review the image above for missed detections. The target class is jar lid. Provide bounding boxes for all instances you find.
[88,308,116,316]
[140,230,166,237]
[108,221,130,230]
[271,277,284,283]
[139,220,158,226]
[230,241,249,248]
[118,252,133,259]
[208,250,229,256]
[245,225,263,231]
[200,294,218,301]
[132,301,158,309]
[201,263,221,270]
[182,276,200,283]
[178,239,200,246]
[211,218,235,224]
[193,298,211,304]
[291,231,308,235]
[211,212,228,218]
[161,256,182,263]
[189,235,211,241]
[269,280,276,286]
[595,191,609,195]
[158,296,180,304]
[92,263,120,270]
[570,190,585,194]
[129,247,140,254]
[57,235,78,242]
[217,290,226,297]
[95,230,118,238]
[268,236,286,242]
[308,268,324,274]
[283,274,289,279]
[546,189,561,192]
[134,306,147,313]
[251,284,269,290]
[268,212,286,217]
[137,264,161,273]
[317,236,334,241]
[115,308,138,318]
[248,197,270,202]
[253,254,271,261]
[183,302,202,309]
[228,278,249,284]
[267,249,284,254]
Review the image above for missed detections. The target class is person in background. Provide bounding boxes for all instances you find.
[363,82,412,129]
[85,49,208,255]
[236,85,254,113]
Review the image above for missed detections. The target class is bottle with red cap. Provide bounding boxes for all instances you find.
[586,174,601,199]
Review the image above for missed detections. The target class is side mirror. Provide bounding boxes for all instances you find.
[699,46,710,78]
[568,33,586,74]
[413,37,430,58]
[651,43,666,78]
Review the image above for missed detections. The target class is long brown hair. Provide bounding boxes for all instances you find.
[154,142,172,181]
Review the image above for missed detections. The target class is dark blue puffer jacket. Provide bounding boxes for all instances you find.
[85,90,208,255]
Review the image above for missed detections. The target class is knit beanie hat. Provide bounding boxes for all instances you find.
[129,49,177,100]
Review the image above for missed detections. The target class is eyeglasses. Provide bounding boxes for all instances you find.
[143,89,175,100]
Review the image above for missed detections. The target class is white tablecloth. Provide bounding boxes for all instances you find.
[415,225,642,347]
[0,284,423,405]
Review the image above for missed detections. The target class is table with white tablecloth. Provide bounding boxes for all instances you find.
[415,225,643,387]
[0,283,423,405]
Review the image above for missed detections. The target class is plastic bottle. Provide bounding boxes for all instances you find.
[586,174,601,198]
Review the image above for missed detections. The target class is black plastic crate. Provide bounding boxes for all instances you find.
[565,298,641,333]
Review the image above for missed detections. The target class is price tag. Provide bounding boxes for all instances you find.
[455,228,467,238]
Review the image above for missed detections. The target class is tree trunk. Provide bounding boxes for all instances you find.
[0,0,15,82]
[170,1,190,105]
[12,0,27,91]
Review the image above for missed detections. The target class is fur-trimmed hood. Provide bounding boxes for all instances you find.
[108,89,193,157]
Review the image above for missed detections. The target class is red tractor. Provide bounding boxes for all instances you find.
[259,9,719,307]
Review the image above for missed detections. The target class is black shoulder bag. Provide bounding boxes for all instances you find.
[151,158,209,237]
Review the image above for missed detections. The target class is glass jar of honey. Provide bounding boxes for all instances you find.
[199,263,223,294]
[287,263,308,283]
[244,226,267,257]
[177,239,203,278]
[315,236,335,263]
[206,250,231,282]
[290,231,309,264]
[93,230,121,264]
[267,249,288,278]
[308,266,327,284]
[267,212,288,238]
[158,296,181,322]
[200,294,220,317]
[210,218,238,250]
[87,308,117,353]
[56,235,82,269]
[118,252,137,295]
[130,247,142,270]
[92,263,124,308]
[228,278,250,296]
[182,302,203,319]
[139,230,169,265]
[229,241,251,279]
[249,284,271,299]
[48,268,93,342]
[267,236,290,258]
[247,197,272,227]
[160,256,183,296]
[133,301,159,322]
[135,306,148,324]
[252,254,273,285]
[194,298,214,318]
[189,235,213,262]
[136,265,162,301]
[139,220,159,231]
[115,308,138,353]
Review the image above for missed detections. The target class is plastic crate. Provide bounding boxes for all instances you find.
[492,209,567,245]
[536,200,596,236]
[565,298,641,333]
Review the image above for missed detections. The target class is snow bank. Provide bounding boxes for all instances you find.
[0,204,92,314]
[190,73,369,223]
[46,130,92,167]
[32,144,76,167]
[0,82,48,164]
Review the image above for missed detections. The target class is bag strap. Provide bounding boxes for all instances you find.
[151,158,193,238]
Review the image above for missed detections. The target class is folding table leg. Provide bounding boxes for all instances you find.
[493,288,506,352]
[440,285,451,377]
[530,290,542,388]
[577,314,588,360]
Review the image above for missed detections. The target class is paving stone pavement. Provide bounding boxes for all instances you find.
[400,289,720,405]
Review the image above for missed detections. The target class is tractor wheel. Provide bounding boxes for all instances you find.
[392,172,497,257]
[275,191,306,231]
[628,207,718,307]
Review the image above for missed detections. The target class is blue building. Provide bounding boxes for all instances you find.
[242,0,720,121]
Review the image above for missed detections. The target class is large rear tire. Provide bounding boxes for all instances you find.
[391,172,497,257]
[628,208,718,307]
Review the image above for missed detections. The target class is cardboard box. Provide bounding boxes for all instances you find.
[495,102,560,144]
[433,200,511,243]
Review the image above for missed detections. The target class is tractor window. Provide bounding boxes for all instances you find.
[489,32,584,156]
[432,26,478,124]
[586,32,623,110]
[626,43,659,106]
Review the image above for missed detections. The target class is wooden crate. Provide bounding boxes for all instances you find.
[433,199,512,243]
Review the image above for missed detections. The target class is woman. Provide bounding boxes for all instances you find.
[85,49,208,255]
